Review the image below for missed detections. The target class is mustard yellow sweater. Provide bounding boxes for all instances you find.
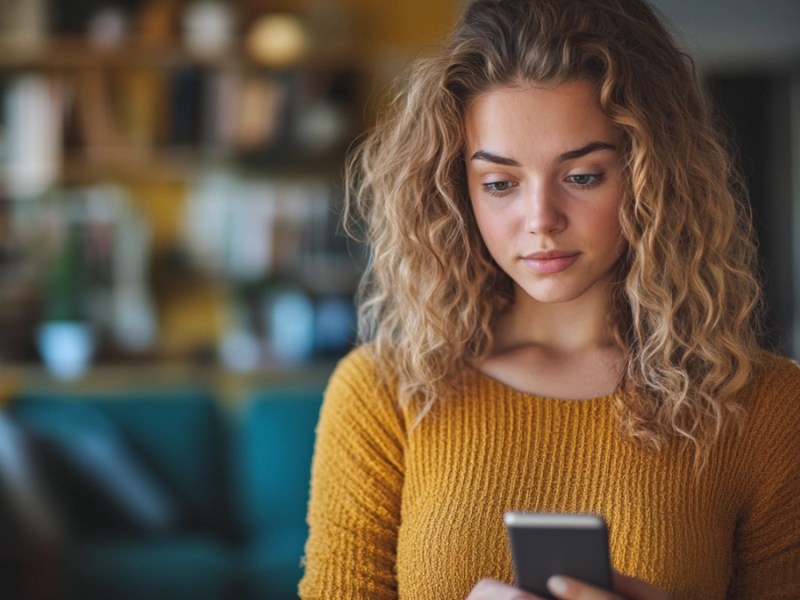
[300,347,800,600]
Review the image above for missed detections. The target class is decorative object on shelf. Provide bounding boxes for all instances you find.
[219,327,261,372]
[36,204,93,379]
[88,184,158,353]
[184,172,338,285]
[2,74,63,200]
[87,7,130,49]
[41,217,87,324]
[246,13,309,67]
[313,294,357,357]
[264,288,315,364]
[228,73,289,152]
[295,100,350,154]
[31,183,158,370]
[181,0,237,57]
[36,320,95,380]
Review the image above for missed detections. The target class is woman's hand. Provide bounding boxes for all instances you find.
[465,578,540,599]
[465,571,669,600]
[545,570,670,599]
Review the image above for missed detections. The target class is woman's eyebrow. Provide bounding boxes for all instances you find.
[558,141,616,161]
[470,142,616,167]
[469,150,520,166]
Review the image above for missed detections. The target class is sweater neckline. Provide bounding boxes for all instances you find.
[465,362,620,405]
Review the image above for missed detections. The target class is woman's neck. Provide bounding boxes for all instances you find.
[470,286,625,400]
[492,285,618,357]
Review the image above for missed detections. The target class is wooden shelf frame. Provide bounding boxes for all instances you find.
[0,37,366,72]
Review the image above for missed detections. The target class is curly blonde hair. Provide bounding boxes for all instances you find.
[346,0,763,463]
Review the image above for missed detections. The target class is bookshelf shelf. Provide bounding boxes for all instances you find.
[60,152,198,183]
[0,38,366,72]
[57,153,347,184]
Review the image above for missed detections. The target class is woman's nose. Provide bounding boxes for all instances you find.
[525,182,566,234]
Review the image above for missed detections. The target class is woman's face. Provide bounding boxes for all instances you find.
[465,79,626,306]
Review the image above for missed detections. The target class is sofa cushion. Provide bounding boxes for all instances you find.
[239,530,308,600]
[92,391,229,532]
[233,387,323,536]
[13,389,229,535]
[233,387,323,599]
[0,412,65,546]
[11,399,178,537]
[66,535,237,600]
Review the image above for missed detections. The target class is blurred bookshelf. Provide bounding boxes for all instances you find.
[0,0,419,381]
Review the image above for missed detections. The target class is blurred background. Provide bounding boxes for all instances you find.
[0,0,797,599]
[0,0,461,385]
[0,0,797,381]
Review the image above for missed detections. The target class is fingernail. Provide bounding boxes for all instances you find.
[548,576,568,595]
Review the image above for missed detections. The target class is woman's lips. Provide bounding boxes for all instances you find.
[522,252,580,274]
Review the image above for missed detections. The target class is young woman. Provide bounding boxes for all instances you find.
[299,0,800,598]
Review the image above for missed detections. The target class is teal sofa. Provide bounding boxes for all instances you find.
[2,384,324,600]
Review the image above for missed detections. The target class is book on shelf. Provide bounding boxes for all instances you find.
[1,73,63,199]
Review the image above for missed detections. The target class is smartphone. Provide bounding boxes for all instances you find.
[504,511,612,599]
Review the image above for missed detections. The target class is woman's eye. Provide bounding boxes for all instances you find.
[566,173,602,187]
[483,181,517,196]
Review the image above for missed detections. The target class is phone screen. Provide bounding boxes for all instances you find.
[504,512,612,598]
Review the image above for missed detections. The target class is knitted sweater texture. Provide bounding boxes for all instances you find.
[299,347,800,599]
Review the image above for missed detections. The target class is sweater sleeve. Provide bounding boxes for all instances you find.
[299,348,406,600]
[729,358,800,599]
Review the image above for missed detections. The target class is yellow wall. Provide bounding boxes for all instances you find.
[338,0,462,117]
[243,0,461,49]
[343,0,461,50]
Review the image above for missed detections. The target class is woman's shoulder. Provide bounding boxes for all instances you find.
[316,344,410,445]
[324,344,401,408]
[751,350,800,396]
[328,344,387,386]
[738,350,800,435]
